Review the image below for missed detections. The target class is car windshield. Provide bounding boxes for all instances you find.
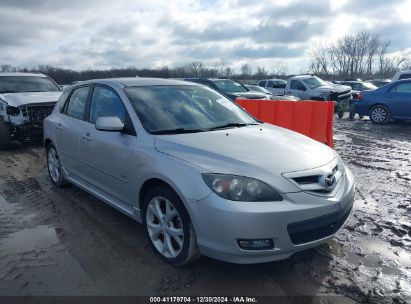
[0,76,61,93]
[302,76,327,89]
[212,80,248,93]
[125,85,258,134]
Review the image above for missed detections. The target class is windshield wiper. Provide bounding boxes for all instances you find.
[209,122,260,131]
[151,128,209,135]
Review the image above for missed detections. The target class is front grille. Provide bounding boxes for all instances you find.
[22,104,55,123]
[287,200,353,245]
[329,90,352,101]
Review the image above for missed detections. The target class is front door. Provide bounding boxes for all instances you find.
[78,85,138,205]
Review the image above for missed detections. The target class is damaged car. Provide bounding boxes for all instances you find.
[0,72,62,149]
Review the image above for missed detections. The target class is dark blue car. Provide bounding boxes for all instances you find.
[355,79,411,124]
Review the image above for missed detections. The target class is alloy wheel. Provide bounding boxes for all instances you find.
[48,148,61,183]
[146,196,184,258]
[371,107,387,123]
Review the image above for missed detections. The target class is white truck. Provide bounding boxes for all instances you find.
[0,72,62,150]
[259,75,352,102]
[284,75,352,101]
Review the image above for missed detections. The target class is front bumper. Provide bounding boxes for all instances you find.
[185,168,355,264]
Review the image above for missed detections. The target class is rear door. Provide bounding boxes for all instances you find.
[54,85,91,178]
[388,81,411,117]
[79,84,138,205]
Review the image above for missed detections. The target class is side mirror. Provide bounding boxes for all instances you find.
[95,116,124,132]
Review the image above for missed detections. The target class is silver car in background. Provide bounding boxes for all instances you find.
[43,78,355,266]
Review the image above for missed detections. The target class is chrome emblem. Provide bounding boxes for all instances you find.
[320,172,337,191]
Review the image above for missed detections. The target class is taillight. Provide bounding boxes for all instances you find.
[357,93,363,100]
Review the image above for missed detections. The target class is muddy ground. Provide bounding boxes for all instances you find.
[0,117,410,303]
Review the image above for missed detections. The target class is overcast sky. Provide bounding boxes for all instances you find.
[0,0,410,73]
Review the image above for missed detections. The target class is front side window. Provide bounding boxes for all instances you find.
[89,86,126,123]
[66,86,90,120]
[0,76,61,93]
[125,85,257,134]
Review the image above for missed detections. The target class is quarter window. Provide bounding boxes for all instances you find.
[89,86,126,123]
[66,86,90,120]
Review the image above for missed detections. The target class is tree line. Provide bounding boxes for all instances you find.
[1,31,410,84]
[309,32,410,79]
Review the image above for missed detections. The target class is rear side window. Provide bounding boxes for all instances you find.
[258,81,266,87]
[267,81,274,88]
[393,82,411,93]
[273,81,286,88]
[89,86,126,123]
[399,74,411,80]
[65,86,90,120]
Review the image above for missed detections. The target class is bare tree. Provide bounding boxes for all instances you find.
[186,61,204,77]
[240,63,251,77]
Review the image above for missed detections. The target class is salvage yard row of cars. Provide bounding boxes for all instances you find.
[0,71,410,266]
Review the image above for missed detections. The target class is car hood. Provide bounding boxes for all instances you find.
[154,124,336,193]
[0,92,61,107]
[315,84,351,93]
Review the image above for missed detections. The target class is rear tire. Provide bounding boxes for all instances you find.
[369,105,390,124]
[0,117,12,150]
[46,143,68,187]
[142,185,200,267]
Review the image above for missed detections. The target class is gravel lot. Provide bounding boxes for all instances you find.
[0,117,410,303]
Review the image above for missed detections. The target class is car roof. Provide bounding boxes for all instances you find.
[0,72,47,77]
[289,75,314,80]
[81,77,198,87]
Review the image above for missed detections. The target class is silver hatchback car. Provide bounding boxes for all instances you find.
[44,78,355,266]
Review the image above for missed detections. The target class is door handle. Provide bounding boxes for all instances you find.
[56,123,63,130]
[81,133,91,142]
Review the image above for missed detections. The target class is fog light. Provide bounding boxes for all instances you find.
[237,239,274,250]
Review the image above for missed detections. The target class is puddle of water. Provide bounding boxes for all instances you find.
[0,225,59,254]
[359,237,411,268]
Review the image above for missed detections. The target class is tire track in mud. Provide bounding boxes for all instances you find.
[330,119,411,303]
[0,146,194,295]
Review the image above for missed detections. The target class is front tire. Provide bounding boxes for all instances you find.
[46,144,68,187]
[142,185,200,266]
[369,105,390,124]
[0,117,12,150]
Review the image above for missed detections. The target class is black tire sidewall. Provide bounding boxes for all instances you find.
[369,105,390,124]
[142,185,193,266]
[46,144,66,187]
[0,117,12,150]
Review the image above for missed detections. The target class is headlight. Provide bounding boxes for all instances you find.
[202,174,283,202]
[6,106,20,116]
